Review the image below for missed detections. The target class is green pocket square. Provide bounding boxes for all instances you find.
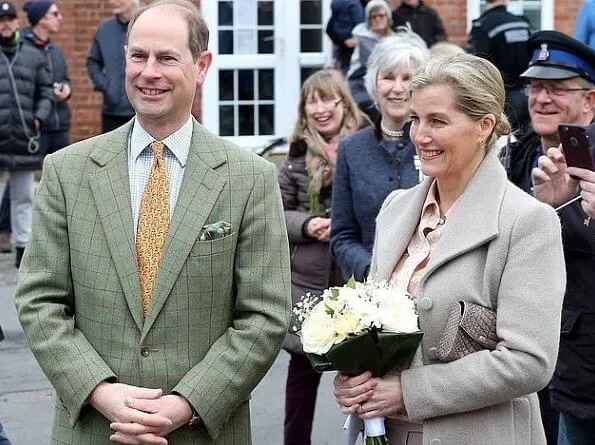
[198,221,233,241]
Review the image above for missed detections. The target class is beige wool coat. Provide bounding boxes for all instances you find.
[370,151,566,445]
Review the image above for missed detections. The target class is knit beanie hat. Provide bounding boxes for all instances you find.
[23,1,53,26]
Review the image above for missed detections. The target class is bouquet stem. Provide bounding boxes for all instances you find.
[364,417,388,445]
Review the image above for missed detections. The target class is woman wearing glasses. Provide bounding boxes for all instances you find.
[278,68,370,445]
[347,0,395,120]
[331,30,429,282]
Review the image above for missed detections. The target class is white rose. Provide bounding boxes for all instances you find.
[301,305,336,355]
[333,311,364,342]
[379,298,419,333]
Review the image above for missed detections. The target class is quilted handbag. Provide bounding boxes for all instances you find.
[436,301,498,362]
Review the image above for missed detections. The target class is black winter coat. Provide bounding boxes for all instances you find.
[0,39,53,170]
[21,28,71,132]
[391,1,446,47]
[502,130,595,419]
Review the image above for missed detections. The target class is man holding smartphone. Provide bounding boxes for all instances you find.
[502,30,595,445]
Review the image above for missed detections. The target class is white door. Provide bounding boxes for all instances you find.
[202,0,332,150]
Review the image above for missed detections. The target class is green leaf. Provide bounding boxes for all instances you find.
[365,435,389,445]
[346,275,357,289]
[324,304,334,316]
[330,288,339,300]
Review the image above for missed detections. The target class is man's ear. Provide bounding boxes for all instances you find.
[195,51,212,87]
[583,88,595,114]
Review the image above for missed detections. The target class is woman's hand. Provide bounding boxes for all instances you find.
[306,217,331,241]
[334,371,376,414]
[358,374,406,420]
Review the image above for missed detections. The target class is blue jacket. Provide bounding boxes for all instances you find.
[575,0,595,48]
[86,16,134,117]
[330,123,419,281]
[329,0,365,42]
[21,27,71,132]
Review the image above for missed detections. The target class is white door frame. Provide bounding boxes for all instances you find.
[466,0,554,32]
[201,0,332,149]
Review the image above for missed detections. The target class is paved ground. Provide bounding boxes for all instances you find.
[0,250,345,444]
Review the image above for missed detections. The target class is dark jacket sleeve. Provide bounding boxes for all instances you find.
[86,35,108,92]
[330,142,371,280]
[34,56,54,125]
[348,2,365,32]
[431,9,447,42]
[57,46,73,100]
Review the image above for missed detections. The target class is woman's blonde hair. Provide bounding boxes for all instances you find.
[289,69,370,144]
[410,53,511,149]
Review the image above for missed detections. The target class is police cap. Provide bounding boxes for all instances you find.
[520,30,595,83]
[0,1,17,18]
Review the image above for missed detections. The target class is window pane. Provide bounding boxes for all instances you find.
[258,30,274,54]
[218,1,233,26]
[258,70,274,100]
[238,70,254,101]
[258,1,274,26]
[219,70,234,101]
[219,30,233,54]
[219,105,234,136]
[259,105,274,135]
[239,105,255,136]
[236,29,257,54]
[301,67,321,84]
[301,29,322,52]
[300,1,322,25]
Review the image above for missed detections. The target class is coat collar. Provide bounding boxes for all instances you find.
[373,150,507,285]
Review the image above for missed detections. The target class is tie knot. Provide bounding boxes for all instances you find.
[150,140,165,161]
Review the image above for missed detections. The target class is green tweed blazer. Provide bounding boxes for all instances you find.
[14,119,292,444]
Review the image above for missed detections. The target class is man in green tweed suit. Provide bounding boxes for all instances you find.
[14,1,291,444]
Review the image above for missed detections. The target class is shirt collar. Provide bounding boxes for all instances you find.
[420,179,441,228]
[130,117,192,167]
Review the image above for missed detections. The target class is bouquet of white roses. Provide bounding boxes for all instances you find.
[292,277,422,445]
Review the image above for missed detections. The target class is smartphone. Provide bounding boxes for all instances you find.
[558,123,595,171]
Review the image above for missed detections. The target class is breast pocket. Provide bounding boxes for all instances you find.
[189,232,236,257]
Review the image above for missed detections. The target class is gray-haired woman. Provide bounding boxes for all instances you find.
[331,29,429,283]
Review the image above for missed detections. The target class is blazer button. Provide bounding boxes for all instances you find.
[428,347,437,359]
[140,346,151,357]
[419,297,433,311]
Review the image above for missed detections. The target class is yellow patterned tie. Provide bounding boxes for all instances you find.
[137,141,170,317]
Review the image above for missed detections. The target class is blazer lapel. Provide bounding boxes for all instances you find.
[420,152,507,287]
[142,121,227,333]
[88,123,144,330]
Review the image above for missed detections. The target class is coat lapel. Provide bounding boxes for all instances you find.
[88,123,144,330]
[142,121,227,333]
[373,180,431,281]
[419,151,506,287]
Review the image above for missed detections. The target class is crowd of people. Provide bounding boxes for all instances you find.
[0,0,594,444]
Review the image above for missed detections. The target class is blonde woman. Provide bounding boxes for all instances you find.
[279,68,370,445]
[334,54,566,444]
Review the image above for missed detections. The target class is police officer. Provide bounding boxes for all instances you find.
[468,0,533,131]
[502,30,595,445]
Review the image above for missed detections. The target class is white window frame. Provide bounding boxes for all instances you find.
[201,0,332,150]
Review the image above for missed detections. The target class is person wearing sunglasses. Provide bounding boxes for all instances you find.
[501,30,595,445]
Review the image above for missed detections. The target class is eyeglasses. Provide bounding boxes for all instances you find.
[305,98,343,111]
[525,83,591,97]
[369,13,387,20]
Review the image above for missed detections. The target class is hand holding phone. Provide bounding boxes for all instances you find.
[558,124,595,172]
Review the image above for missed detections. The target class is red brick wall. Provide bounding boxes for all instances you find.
[11,0,579,143]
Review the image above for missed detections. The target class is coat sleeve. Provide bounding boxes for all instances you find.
[86,34,108,92]
[400,203,566,421]
[278,157,313,244]
[330,142,371,280]
[467,23,491,59]
[172,160,292,439]
[574,2,591,44]
[34,54,55,125]
[14,155,116,425]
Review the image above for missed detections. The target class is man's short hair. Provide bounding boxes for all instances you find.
[127,0,209,62]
